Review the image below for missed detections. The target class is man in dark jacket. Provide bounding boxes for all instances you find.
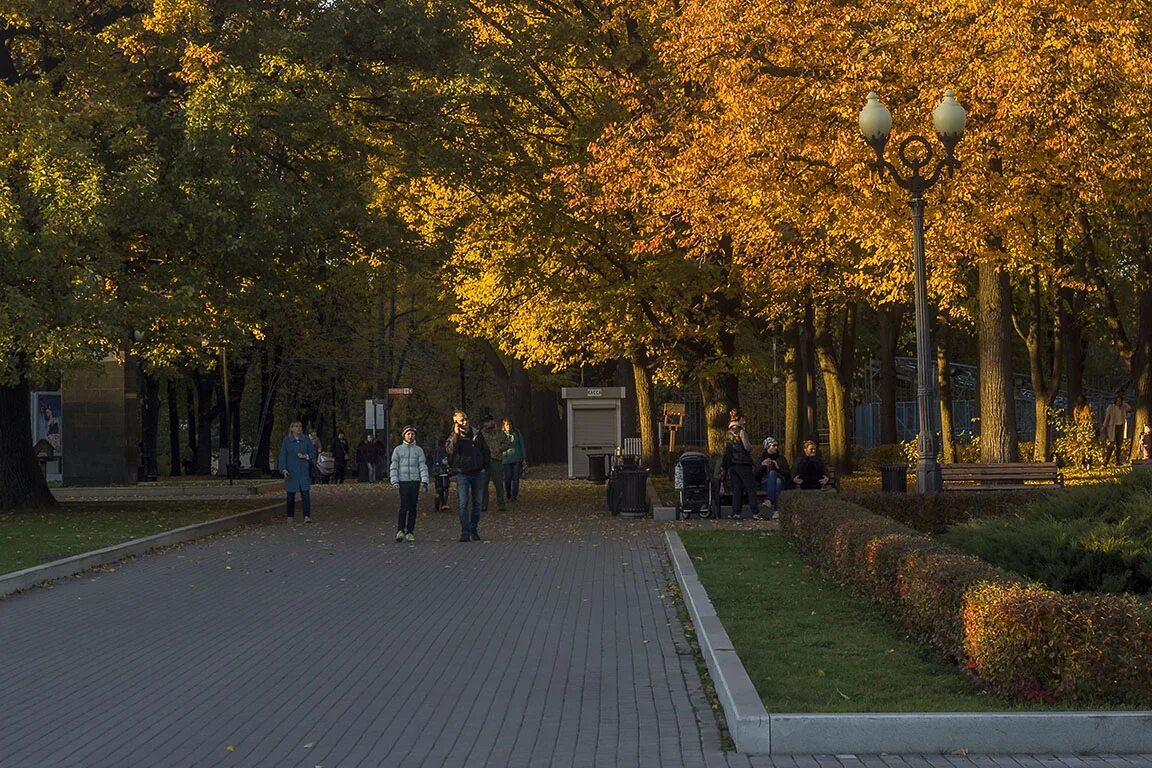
[446,410,490,542]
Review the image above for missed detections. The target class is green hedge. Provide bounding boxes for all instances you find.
[779,491,1152,706]
[848,490,1048,533]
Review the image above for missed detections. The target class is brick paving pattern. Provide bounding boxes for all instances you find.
[1,468,1147,768]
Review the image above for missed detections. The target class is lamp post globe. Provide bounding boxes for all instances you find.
[932,89,966,139]
[858,91,892,142]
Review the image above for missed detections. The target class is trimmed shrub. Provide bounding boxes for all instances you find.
[848,490,1048,533]
[780,490,1152,705]
[964,583,1152,704]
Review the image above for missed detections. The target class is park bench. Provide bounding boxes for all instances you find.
[939,462,1063,490]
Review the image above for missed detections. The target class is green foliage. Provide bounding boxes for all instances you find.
[849,490,1049,533]
[943,472,1152,596]
[781,490,1152,705]
[1049,406,1105,468]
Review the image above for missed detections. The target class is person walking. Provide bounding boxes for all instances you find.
[279,421,316,523]
[446,410,489,542]
[480,414,509,513]
[332,431,350,484]
[389,425,429,542]
[502,418,527,502]
[721,408,756,521]
[1140,424,1151,461]
[362,434,382,482]
[1100,394,1133,466]
[308,430,323,484]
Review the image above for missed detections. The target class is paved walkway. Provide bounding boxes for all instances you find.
[1,470,1146,767]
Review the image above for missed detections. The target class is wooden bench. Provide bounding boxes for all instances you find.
[939,462,1063,490]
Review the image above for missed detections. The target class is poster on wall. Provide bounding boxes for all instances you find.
[31,391,63,481]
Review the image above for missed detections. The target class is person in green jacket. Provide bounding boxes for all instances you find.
[502,418,527,502]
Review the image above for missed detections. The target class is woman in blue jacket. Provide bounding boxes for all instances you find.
[279,421,317,522]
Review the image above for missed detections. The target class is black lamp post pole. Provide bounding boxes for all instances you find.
[862,93,964,494]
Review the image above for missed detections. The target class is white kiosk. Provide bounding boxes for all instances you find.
[562,387,625,479]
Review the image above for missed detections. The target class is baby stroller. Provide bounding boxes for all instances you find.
[432,453,452,511]
[315,451,335,484]
[674,451,713,519]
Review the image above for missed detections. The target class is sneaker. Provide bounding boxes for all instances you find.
[303,517,313,524]
[731,514,743,521]
[459,534,471,542]
[752,513,764,521]
[469,532,481,541]
[285,515,294,523]
[396,530,405,542]
[405,533,415,543]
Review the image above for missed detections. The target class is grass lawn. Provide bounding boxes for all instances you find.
[0,499,275,574]
[678,528,1045,713]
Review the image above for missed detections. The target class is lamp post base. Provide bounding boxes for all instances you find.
[916,458,942,494]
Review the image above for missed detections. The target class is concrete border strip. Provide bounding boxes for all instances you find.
[664,529,1152,755]
[2,502,281,598]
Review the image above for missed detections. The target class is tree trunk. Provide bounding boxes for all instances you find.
[1129,273,1152,461]
[186,380,198,471]
[194,371,221,474]
[783,321,803,463]
[978,263,1019,462]
[254,340,282,473]
[813,303,859,474]
[936,325,956,464]
[141,371,160,478]
[1015,266,1062,462]
[1058,243,1087,413]
[167,378,181,476]
[803,298,818,440]
[878,305,905,445]
[699,327,739,454]
[631,351,660,472]
[0,379,56,510]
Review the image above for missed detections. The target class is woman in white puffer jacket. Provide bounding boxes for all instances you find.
[389,425,430,542]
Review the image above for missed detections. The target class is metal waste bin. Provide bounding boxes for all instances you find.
[608,466,649,517]
[587,453,608,484]
[880,464,908,493]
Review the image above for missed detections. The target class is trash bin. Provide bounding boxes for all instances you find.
[608,466,649,517]
[880,464,908,493]
[587,453,608,484]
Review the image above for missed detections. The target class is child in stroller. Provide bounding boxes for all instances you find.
[674,451,713,519]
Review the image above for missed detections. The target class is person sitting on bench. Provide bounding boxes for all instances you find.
[792,440,830,490]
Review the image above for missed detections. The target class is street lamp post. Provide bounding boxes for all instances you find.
[455,345,467,411]
[859,89,966,494]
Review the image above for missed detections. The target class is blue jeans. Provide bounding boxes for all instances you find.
[504,461,522,499]
[759,471,784,506]
[397,481,420,533]
[286,490,311,518]
[457,470,486,534]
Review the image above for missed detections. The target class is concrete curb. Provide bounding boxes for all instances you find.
[664,530,1152,755]
[1,502,281,598]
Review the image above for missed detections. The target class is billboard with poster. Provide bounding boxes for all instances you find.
[31,391,63,481]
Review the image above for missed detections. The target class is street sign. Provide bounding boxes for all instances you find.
[386,387,414,397]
